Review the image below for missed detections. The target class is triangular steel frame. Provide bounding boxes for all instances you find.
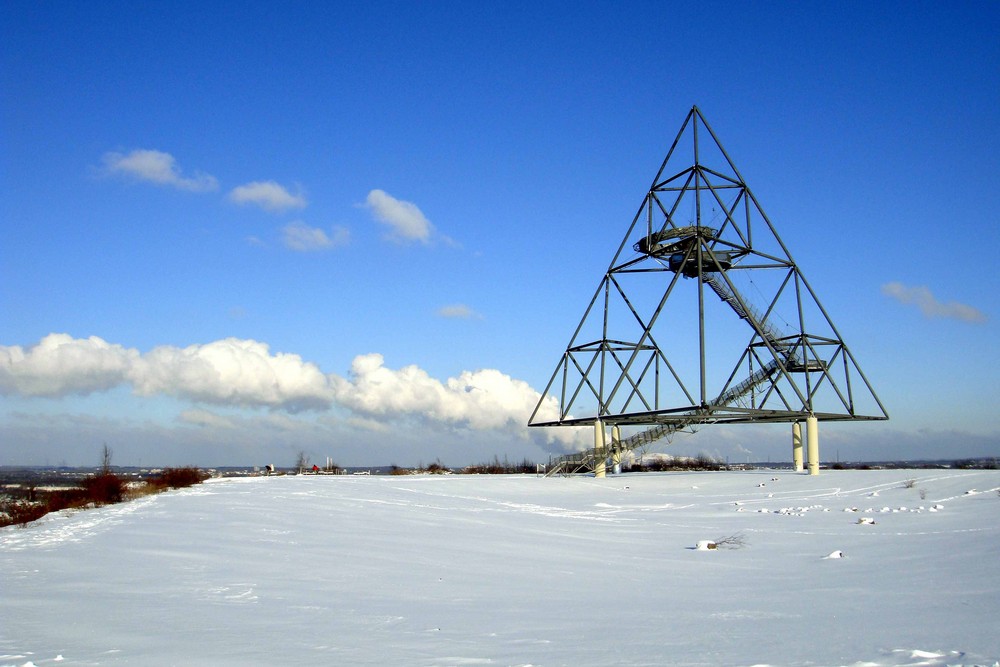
[529,106,888,436]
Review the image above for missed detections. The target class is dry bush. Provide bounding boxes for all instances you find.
[1,467,211,529]
[0,500,50,527]
[82,473,125,505]
[43,487,90,512]
[149,467,209,489]
[712,533,748,550]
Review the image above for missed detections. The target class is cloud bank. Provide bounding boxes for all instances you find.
[881,282,987,323]
[101,149,219,192]
[0,334,583,452]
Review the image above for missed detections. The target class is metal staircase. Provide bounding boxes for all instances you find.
[703,274,798,363]
[544,268,800,475]
[530,107,889,471]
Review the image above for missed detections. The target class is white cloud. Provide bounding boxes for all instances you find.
[437,304,481,319]
[0,333,137,396]
[0,334,585,453]
[365,189,434,244]
[0,335,330,410]
[101,149,219,192]
[282,221,350,251]
[130,338,332,411]
[881,282,987,323]
[330,353,585,451]
[229,181,307,212]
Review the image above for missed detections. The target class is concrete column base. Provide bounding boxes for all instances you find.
[807,415,819,476]
[792,421,804,472]
[594,419,606,478]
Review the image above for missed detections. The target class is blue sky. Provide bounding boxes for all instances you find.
[2,1,998,468]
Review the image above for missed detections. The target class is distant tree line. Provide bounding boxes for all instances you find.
[829,458,998,471]
[623,453,728,472]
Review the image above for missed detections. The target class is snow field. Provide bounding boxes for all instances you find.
[2,470,999,666]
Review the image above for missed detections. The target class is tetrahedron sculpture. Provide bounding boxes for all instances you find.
[529,106,888,456]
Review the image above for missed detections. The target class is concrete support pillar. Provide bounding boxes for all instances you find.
[792,422,804,472]
[594,419,606,478]
[611,424,622,475]
[806,415,819,476]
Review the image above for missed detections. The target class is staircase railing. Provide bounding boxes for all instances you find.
[543,263,807,475]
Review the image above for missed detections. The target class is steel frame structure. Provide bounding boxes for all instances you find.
[529,107,888,442]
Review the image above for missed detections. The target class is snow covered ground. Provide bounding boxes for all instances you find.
[2,469,998,667]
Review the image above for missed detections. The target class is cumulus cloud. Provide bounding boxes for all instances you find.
[101,149,219,192]
[881,282,987,323]
[229,181,307,212]
[282,221,350,251]
[130,338,332,411]
[0,335,330,410]
[437,304,481,319]
[365,189,435,244]
[0,335,584,453]
[330,353,584,450]
[0,333,137,396]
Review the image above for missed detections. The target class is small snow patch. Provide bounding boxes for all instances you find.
[908,649,944,659]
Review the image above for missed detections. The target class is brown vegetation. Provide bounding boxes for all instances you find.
[0,467,211,528]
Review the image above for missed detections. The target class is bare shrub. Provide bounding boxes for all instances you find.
[1,465,211,529]
[44,487,89,512]
[712,533,748,550]
[0,500,49,527]
[903,479,916,489]
[82,473,125,505]
[150,467,209,489]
